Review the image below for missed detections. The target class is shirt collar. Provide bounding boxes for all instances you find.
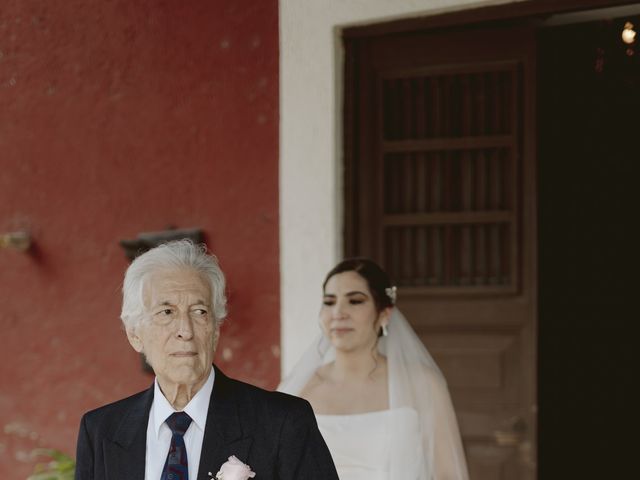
[151,367,215,439]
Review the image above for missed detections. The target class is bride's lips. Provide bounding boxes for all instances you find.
[331,328,353,334]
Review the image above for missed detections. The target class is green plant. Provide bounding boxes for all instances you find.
[27,449,75,480]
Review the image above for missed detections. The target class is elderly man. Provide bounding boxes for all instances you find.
[75,240,338,480]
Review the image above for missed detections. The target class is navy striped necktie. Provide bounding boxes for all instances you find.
[161,412,192,480]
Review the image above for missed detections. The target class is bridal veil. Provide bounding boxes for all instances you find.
[278,308,469,480]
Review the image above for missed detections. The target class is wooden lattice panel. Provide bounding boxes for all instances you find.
[378,63,520,294]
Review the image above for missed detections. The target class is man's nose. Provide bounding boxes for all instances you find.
[175,311,195,339]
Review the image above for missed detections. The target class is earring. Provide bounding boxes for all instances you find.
[382,324,388,337]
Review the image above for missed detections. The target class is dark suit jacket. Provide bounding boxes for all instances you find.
[75,366,338,479]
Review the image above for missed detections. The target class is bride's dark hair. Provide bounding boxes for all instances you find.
[323,257,393,313]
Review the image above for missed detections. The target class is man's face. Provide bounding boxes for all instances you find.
[127,267,218,393]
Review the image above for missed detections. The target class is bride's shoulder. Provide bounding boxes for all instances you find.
[298,364,332,412]
[301,364,331,394]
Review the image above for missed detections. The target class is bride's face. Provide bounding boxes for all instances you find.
[320,271,388,352]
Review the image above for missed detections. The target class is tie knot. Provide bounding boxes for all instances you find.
[166,412,192,436]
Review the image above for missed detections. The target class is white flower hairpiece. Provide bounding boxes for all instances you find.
[385,285,397,305]
[210,455,255,480]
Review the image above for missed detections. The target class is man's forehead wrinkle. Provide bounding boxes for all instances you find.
[150,291,210,303]
[155,281,208,291]
[147,288,211,308]
[151,297,210,307]
[149,280,210,296]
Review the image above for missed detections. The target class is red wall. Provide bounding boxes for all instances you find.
[0,1,279,477]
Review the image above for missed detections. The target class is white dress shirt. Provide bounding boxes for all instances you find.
[145,368,215,480]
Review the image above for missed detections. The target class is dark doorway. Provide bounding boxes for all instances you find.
[537,14,637,478]
[343,2,639,479]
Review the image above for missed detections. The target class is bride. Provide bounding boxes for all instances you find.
[278,258,469,480]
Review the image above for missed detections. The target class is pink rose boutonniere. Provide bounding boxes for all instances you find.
[209,455,256,480]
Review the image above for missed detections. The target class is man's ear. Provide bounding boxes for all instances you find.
[126,326,144,353]
[212,322,221,353]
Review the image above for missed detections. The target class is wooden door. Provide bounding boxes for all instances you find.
[344,22,537,480]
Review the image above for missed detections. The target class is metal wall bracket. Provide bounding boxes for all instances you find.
[119,227,204,261]
[0,231,32,252]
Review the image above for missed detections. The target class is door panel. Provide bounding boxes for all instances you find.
[344,23,537,480]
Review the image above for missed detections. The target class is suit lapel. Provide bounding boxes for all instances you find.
[197,366,253,480]
[104,386,153,480]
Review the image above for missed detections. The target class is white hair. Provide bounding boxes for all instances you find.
[120,239,227,330]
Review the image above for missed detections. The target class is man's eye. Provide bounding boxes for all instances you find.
[158,309,173,316]
[192,309,208,315]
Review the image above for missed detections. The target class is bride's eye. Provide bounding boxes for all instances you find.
[322,299,335,306]
[350,299,364,305]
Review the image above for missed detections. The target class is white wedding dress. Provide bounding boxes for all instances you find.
[316,407,423,480]
[279,308,469,480]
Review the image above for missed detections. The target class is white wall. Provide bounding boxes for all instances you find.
[278,0,520,377]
